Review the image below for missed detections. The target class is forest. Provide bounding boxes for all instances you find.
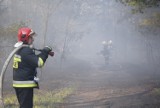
[0,0,160,107]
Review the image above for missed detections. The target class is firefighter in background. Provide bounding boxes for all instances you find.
[101,40,113,65]
[13,27,53,108]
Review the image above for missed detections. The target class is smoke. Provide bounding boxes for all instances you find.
[1,0,160,97]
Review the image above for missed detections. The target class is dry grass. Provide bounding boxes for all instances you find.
[4,87,74,108]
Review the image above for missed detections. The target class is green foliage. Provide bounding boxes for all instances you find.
[117,0,160,13]
[117,0,160,34]
[4,87,74,108]
[140,13,160,27]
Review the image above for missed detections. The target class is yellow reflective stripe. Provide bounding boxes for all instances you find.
[14,57,21,62]
[13,80,37,87]
[13,55,21,69]
[38,57,44,67]
[13,83,37,87]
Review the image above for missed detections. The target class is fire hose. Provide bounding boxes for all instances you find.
[0,44,29,108]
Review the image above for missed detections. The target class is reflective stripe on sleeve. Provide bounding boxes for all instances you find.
[38,57,44,67]
[13,55,21,69]
[13,80,37,87]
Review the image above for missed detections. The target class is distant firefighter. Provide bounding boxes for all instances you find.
[101,40,113,65]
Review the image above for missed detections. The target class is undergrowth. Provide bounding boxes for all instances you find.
[4,87,74,108]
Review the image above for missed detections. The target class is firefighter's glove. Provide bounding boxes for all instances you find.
[43,46,52,54]
[49,51,54,56]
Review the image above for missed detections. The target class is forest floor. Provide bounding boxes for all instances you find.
[3,63,160,108]
[50,63,160,108]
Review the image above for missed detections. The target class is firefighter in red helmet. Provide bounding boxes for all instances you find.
[13,27,53,108]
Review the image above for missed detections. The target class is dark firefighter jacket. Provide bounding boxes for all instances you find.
[13,46,48,88]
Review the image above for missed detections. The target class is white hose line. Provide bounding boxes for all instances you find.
[0,45,29,108]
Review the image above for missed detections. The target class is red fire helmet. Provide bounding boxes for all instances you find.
[18,27,35,43]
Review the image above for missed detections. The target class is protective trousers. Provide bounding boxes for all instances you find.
[14,88,33,108]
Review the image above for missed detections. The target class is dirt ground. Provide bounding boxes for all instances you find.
[4,62,160,108]
[48,63,160,108]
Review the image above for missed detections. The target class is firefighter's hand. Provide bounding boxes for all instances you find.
[49,51,54,57]
[43,46,52,54]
